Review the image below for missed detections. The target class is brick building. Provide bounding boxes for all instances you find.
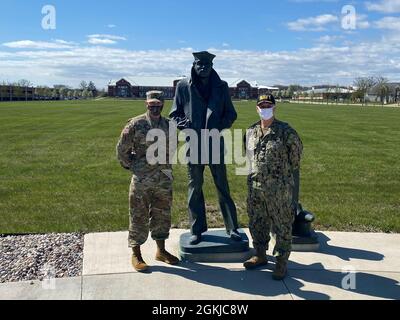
[227,79,278,99]
[108,76,278,100]
[0,85,35,101]
[108,77,185,99]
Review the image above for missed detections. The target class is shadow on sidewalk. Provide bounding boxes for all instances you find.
[148,233,398,300]
[151,261,399,300]
[314,233,385,262]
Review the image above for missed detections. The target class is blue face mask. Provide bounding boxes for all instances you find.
[257,106,275,120]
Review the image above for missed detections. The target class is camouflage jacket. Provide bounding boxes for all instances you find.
[246,119,303,192]
[116,113,173,177]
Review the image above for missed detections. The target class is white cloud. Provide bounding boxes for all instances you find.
[107,24,117,28]
[287,14,338,31]
[356,14,370,29]
[374,17,400,31]
[316,35,343,43]
[2,40,75,49]
[54,39,76,45]
[366,0,400,13]
[1,37,400,87]
[87,34,127,45]
[88,38,117,45]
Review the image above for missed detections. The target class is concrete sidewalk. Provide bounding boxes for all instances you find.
[1,229,399,300]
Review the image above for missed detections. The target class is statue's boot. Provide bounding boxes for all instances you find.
[272,256,288,281]
[189,234,202,245]
[229,229,243,242]
[155,240,180,265]
[132,246,149,272]
[243,249,268,270]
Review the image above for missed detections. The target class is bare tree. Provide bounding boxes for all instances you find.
[17,79,32,87]
[334,85,341,105]
[0,82,9,101]
[375,76,389,105]
[80,81,88,91]
[353,77,376,106]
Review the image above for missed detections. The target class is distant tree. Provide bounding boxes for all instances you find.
[67,90,74,99]
[287,85,296,99]
[80,81,88,91]
[34,87,41,99]
[375,77,389,105]
[42,87,52,99]
[17,79,32,87]
[87,90,94,99]
[334,85,342,105]
[0,81,9,101]
[81,89,88,99]
[51,89,59,100]
[73,90,81,99]
[303,91,309,99]
[59,87,68,100]
[12,82,24,101]
[87,81,97,96]
[353,77,376,106]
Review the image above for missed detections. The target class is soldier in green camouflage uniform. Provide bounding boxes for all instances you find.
[117,91,179,272]
[244,94,303,280]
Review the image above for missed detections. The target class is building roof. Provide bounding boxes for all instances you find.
[305,87,355,94]
[368,83,400,95]
[227,78,279,90]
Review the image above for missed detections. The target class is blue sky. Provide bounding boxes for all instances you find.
[1,0,400,87]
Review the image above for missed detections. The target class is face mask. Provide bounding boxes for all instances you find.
[148,106,163,118]
[258,106,275,121]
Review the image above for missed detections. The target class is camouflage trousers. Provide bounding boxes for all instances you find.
[128,172,173,247]
[247,185,295,260]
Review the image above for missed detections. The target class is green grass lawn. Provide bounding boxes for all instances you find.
[0,99,399,234]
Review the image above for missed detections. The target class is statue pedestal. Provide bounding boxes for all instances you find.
[179,229,254,263]
[291,205,320,252]
[292,220,320,252]
[292,230,320,252]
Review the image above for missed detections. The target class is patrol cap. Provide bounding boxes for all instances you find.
[146,90,164,104]
[257,94,276,105]
[193,51,216,63]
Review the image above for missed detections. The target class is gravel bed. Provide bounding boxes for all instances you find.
[0,233,84,284]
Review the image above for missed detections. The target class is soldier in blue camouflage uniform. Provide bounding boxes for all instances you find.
[244,94,303,280]
[117,91,179,272]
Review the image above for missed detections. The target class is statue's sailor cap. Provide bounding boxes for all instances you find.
[192,51,216,63]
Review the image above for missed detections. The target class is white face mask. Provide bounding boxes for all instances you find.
[257,106,275,121]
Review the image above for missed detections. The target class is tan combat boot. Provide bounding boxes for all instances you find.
[272,256,288,281]
[132,246,149,272]
[243,249,268,270]
[155,240,180,265]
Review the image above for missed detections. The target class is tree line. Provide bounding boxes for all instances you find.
[0,80,106,101]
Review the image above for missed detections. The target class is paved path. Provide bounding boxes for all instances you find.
[1,230,399,300]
